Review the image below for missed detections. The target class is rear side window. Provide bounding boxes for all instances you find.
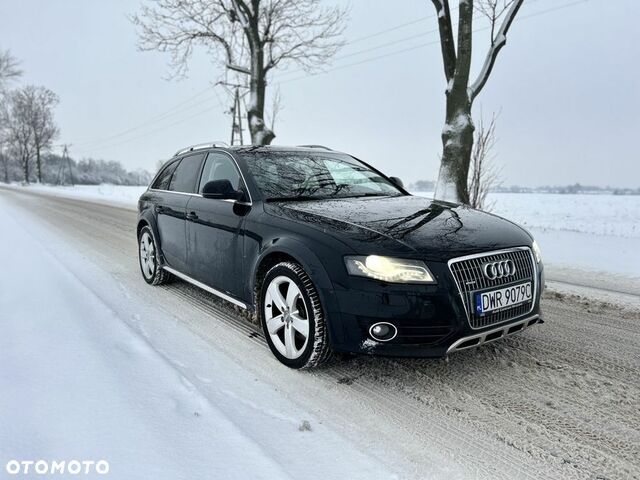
[151,159,179,190]
[168,153,206,193]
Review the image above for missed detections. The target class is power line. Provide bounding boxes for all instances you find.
[276,0,589,86]
[73,86,216,148]
[72,0,587,154]
[71,8,455,149]
[74,99,223,156]
[273,0,549,82]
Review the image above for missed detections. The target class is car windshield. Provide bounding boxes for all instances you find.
[240,151,404,201]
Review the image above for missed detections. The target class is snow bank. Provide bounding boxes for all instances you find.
[2,183,146,209]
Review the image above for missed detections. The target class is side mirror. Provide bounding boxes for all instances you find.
[389,176,404,189]
[202,180,244,201]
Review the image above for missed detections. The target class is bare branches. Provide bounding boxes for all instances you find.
[469,0,523,101]
[468,112,501,210]
[0,49,22,92]
[1,86,60,183]
[130,0,238,78]
[266,85,282,131]
[261,0,348,73]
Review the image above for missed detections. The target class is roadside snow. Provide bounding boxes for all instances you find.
[414,191,640,283]
[2,183,146,209]
[0,197,399,479]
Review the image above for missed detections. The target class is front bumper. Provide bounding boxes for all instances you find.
[323,256,544,357]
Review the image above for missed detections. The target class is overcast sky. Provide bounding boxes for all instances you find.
[1,0,638,187]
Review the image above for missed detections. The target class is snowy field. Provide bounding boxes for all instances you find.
[7,183,639,283]
[413,191,640,282]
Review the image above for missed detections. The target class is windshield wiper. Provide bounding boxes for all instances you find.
[340,193,397,198]
[265,195,320,202]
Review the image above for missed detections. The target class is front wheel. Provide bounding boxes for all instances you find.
[259,261,332,369]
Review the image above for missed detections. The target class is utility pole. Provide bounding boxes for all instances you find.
[230,86,244,146]
[56,144,74,186]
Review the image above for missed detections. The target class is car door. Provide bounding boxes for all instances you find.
[186,151,250,300]
[154,153,205,272]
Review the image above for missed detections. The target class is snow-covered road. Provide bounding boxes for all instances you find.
[1,187,639,479]
[0,194,402,479]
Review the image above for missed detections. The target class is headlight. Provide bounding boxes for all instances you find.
[344,255,436,284]
[531,240,543,263]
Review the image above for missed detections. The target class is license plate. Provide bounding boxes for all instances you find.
[475,282,532,315]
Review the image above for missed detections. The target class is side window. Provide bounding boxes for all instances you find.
[168,153,206,193]
[151,159,179,190]
[198,153,243,193]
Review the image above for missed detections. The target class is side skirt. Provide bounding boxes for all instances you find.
[162,266,248,309]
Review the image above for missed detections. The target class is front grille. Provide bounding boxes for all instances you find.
[448,248,537,329]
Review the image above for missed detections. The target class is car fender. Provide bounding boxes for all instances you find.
[250,236,343,343]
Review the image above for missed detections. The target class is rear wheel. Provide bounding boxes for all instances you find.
[260,261,332,369]
[138,226,170,285]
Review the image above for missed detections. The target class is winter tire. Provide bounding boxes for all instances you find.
[260,261,332,369]
[138,225,171,285]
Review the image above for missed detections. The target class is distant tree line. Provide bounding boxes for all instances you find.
[410,180,640,196]
[1,150,152,186]
[0,49,151,186]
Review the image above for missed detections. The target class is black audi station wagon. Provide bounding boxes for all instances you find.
[137,143,544,368]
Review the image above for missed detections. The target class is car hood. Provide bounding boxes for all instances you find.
[267,195,532,260]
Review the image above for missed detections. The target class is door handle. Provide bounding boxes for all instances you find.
[186,211,199,221]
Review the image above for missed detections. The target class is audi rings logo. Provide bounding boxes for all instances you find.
[483,259,516,280]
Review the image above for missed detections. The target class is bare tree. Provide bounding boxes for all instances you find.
[0,50,22,182]
[468,113,501,210]
[0,49,22,93]
[3,89,34,183]
[430,0,523,204]
[2,86,59,183]
[28,87,60,183]
[131,0,347,145]
[266,85,282,132]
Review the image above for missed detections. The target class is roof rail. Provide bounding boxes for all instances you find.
[174,141,229,157]
[297,144,333,151]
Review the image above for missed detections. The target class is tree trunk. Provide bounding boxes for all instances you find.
[36,146,42,183]
[432,0,475,205]
[247,49,275,145]
[434,92,474,204]
[22,155,30,184]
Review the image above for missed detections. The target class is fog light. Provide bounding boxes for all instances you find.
[369,322,397,342]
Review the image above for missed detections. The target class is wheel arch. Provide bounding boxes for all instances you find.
[136,218,149,238]
[250,239,337,316]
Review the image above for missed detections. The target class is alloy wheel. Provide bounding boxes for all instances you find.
[264,275,310,360]
[139,231,156,279]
